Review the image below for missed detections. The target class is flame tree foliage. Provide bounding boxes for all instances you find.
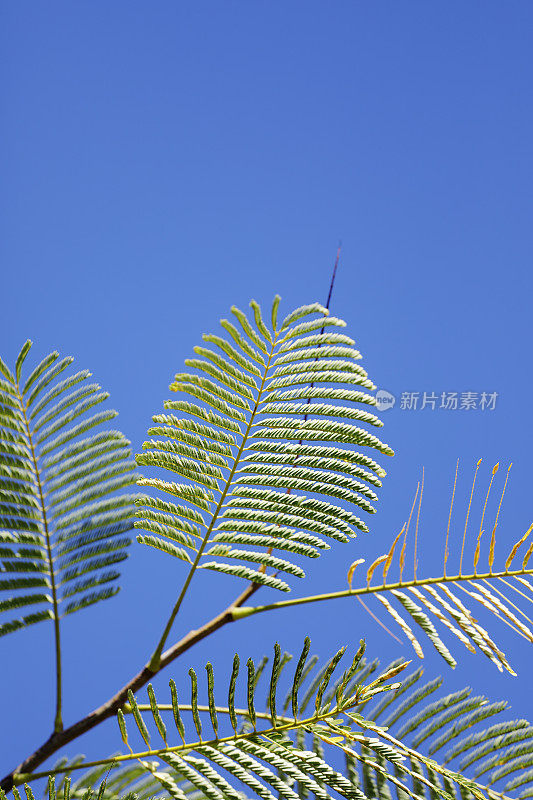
[1,297,533,800]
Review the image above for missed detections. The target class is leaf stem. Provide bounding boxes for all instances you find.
[232,568,533,619]
[12,690,377,781]
[128,703,291,722]
[17,385,63,733]
[147,337,279,671]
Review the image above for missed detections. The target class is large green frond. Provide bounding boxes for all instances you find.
[12,642,525,800]
[0,341,138,639]
[135,297,393,596]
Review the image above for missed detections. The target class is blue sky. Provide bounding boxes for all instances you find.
[2,0,533,786]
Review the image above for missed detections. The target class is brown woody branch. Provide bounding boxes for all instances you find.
[0,583,260,793]
[1,251,342,794]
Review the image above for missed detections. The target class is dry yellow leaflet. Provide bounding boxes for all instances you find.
[443,458,459,577]
[523,535,533,569]
[459,458,482,575]
[488,463,512,572]
[366,555,388,588]
[382,526,405,584]
[473,528,484,575]
[473,463,498,575]
[399,481,419,582]
[505,523,533,572]
[347,558,365,590]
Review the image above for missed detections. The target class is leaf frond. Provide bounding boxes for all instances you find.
[16,643,528,800]
[0,345,136,641]
[135,297,392,608]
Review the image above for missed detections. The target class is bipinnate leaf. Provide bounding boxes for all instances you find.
[0,341,138,640]
[135,297,393,599]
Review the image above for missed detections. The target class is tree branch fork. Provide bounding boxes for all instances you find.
[1,250,346,794]
[0,582,260,793]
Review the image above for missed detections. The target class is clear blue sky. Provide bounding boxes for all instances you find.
[2,0,533,784]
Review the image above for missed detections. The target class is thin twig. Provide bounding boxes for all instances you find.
[443,459,459,578]
[232,567,533,618]
[413,467,424,581]
[460,459,482,575]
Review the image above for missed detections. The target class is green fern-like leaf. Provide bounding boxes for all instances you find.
[135,297,393,600]
[12,642,525,800]
[0,341,138,642]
